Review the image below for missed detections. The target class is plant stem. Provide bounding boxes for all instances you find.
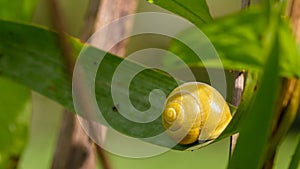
[261,0,300,168]
[89,0,138,165]
[263,79,300,169]
[288,0,300,40]
[241,0,251,9]
[93,0,139,56]
[48,0,97,168]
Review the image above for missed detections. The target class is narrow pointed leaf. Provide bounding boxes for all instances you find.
[147,0,212,27]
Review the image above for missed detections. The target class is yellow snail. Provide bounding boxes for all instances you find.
[162,82,232,145]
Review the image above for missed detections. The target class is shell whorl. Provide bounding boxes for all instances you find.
[162,82,232,145]
[163,102,184,131]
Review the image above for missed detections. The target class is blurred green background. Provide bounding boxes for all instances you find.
[0,0,299,169]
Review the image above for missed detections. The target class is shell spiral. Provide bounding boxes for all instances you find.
[162,82,232,145]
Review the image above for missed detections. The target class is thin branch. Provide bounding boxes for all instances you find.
[80,0,101,42]
[48,0,74,76]
[241,0,251,9]
[48,0,97,168]
[78,0,112,169]
[94,0,139,56]
[96,146,113,169]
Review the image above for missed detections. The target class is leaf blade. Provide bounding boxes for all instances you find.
[0,77,31,169]
[166,7,300,78]
[0,20,187,149]
[289,133,300,169]
[148,0,212,27]
[228,25,281,169]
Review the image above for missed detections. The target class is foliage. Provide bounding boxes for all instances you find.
[0,0,38,168]
[0,0,299,168]
[147,0,212,26]
[0,78,31,169]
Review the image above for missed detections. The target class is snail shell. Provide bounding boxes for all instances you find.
[162,82,232,145]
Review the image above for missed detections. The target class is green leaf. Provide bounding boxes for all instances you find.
[166,7,300,78]
[0,77,31,169]
[278,18,300,78]
[289,133,300,169]
[0,23,74,111]
[216,71,259,140]
[0,20,193,150]
[147,0,212,27]
[0,0,39,21]
[228,19,281,169]
[0,1,37,168]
